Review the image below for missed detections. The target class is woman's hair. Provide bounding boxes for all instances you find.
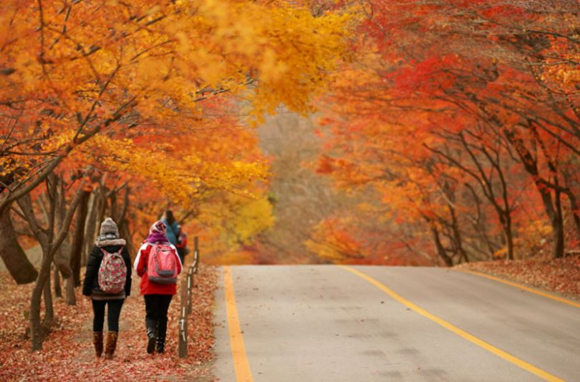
[164,210,175,225]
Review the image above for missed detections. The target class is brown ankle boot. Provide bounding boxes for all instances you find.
[93,332,103,358]
[104,331,118,360]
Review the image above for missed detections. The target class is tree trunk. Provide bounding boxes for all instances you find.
[18,170,89,351]
[30,242,56,350]
[30,241,76,349]
[82,191,98,267]
[30,245,55,351]
[119,220,135,259]
[430,224,453,267]
[573,213,580,249]
[117,187,134,255]
[566,193,580,247]
[52,181,76,305]
[96,187,108,231]
[29,274,44,351]
[0,204,38,284]
[117,187,130,232]
[70,191,90,286]
[83,187,106,266]
[22,183,86,350]
[553,190,565,258]
[65,276,76,306]
[503,214,515,261]
[42,273,54,329]
[448,203,470,264]
[504,128,564,258]
[53,266,62,298]
[54,240,76,305]
[53,240,73,279]
[109,191,118,221]
[466,184,498,260]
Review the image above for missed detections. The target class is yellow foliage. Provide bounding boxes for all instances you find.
[0,0,352,265]
[0,0,352,191]
[306,217,367,263]
[198,194,274,247]
[231,197,275,245]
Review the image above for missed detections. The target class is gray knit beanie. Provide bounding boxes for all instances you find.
[96,218,126,247]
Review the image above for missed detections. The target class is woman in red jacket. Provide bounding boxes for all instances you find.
[134,221,182,354]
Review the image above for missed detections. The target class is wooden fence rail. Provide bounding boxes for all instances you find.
[178,236,200,358]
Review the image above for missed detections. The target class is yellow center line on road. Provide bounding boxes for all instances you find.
[224,266,254,382]
[340,266,565,382]
[457,269,580,309]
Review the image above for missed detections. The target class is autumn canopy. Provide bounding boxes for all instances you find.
[0,0,350,350]
[1,0,579,355]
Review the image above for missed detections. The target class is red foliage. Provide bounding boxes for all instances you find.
[316,155,335,174]
[394,55,461,94]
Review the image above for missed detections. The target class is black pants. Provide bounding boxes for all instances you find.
[177,247,187,266]
[92,299,124,332]
[144,294,173,339]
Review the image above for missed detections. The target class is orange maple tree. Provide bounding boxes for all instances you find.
[0,0,353,350]
[312,0,579,265]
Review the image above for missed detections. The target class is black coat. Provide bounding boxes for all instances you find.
[82,244,132,298]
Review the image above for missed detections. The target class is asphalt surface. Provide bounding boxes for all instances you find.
[213,266,580,382]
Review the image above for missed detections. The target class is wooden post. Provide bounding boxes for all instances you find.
[186,236,199,315]
[178,277,188,358]
[179,236,200,356]
[193,236,199,274]
[186,266,194,315]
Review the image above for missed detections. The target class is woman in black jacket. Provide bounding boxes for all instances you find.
[82,218,132,360]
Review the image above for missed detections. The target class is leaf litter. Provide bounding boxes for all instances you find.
[457,256,580,300]
[0,265,218,381]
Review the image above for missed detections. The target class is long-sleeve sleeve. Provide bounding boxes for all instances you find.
[82,246,101,296]
[135,243,149,277]
[173,244,183,275]
[122,246,132,297]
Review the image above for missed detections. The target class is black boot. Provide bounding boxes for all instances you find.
[146,326,156,354]
[156,336,166,354]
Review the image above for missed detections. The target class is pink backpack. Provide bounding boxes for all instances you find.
[98,247,127,294]
[147,244,178,284]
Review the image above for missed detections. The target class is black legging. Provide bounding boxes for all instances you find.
[92,299,124,332]
[144,294,173,339]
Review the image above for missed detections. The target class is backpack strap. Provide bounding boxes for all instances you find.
[100,246,125,256]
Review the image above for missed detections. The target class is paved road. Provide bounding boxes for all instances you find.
[213,266,580,382]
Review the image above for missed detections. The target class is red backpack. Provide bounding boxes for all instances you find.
[147,244,178,284]
[98,247,127,294]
